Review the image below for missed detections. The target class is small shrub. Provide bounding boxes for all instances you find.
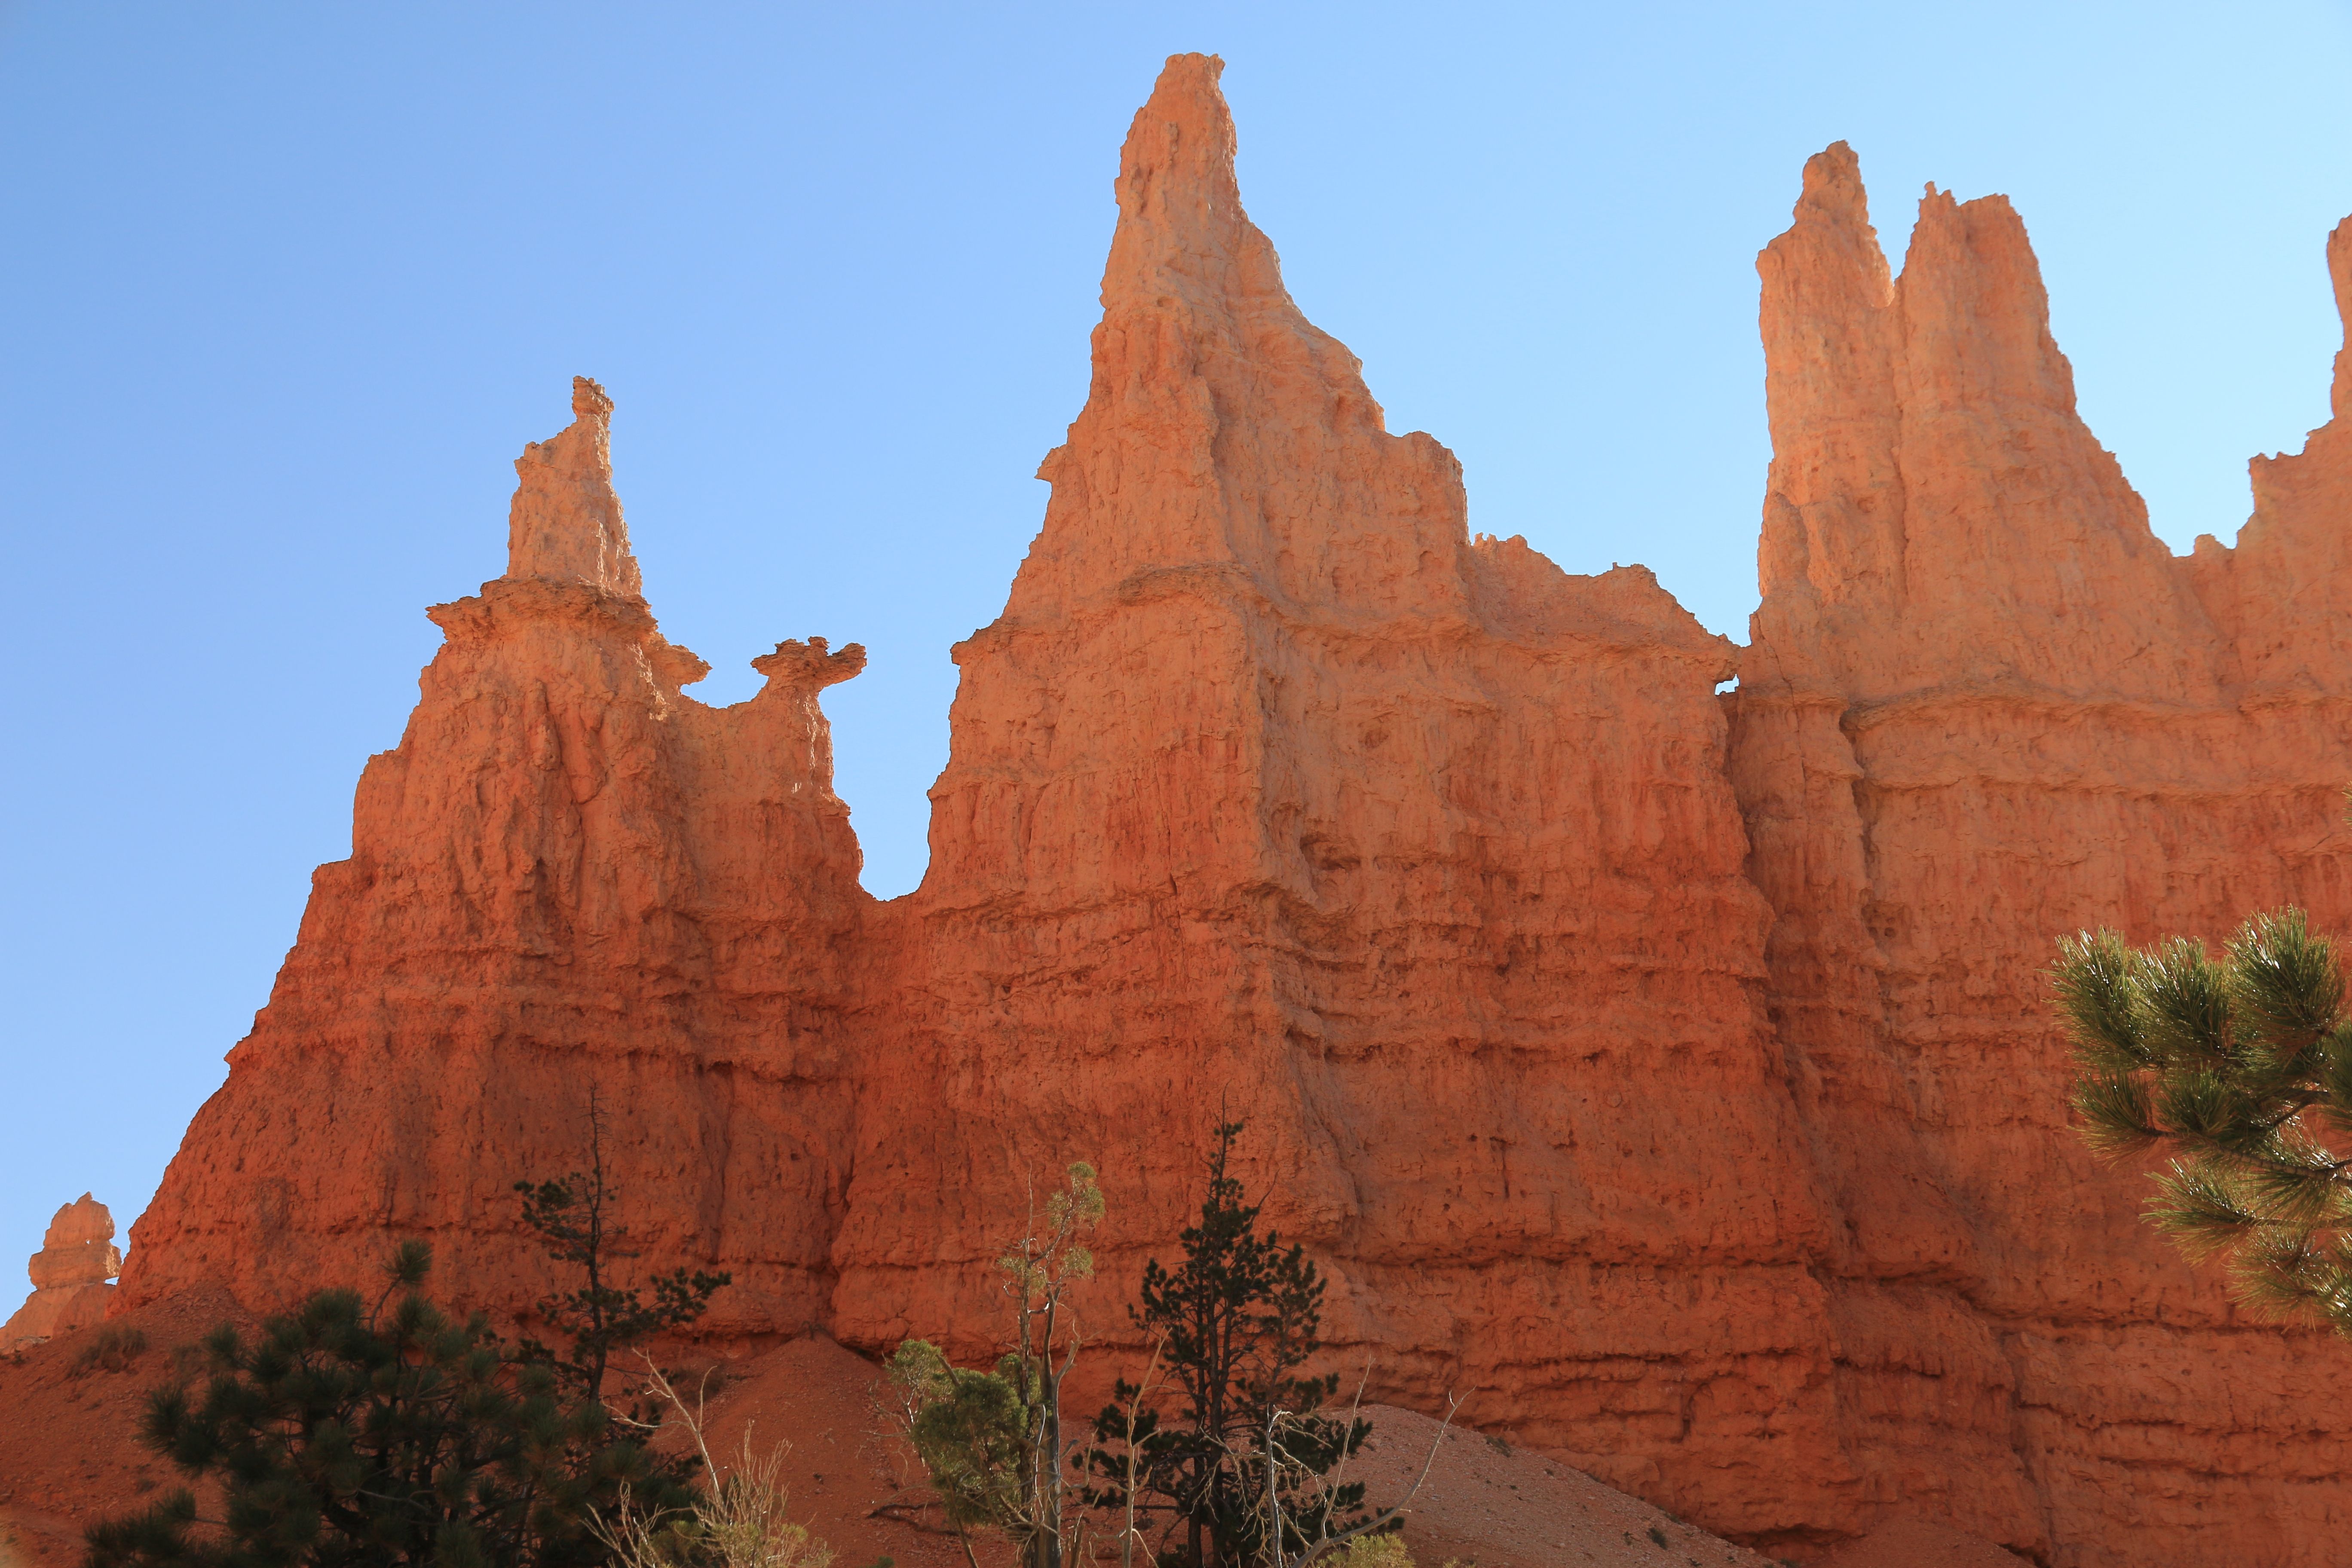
[66,1325,145,1378]
[596,1360,833,1568]
[885,1339,1026,1534]
[887,1162,1103,1566]
[1483,1433,1511,1456]
[1648,1524,1670,1547]
[1332,1535,1414,1568]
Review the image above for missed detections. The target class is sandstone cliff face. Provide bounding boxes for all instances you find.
[1730,147,2352,1563]
[110,54,2352,1568]
[836,58,1847,1528]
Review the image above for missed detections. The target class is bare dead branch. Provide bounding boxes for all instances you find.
[592,1351,833,1568]
[1286,1391,1461,1568]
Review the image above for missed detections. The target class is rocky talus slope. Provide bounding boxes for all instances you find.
[81,54,2352,1567]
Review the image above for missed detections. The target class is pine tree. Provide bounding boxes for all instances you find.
[80,1242,695,1568]
[514,1091,729,1405]
[1085,1121,1369,1568]
[2057,906,2352,1329]
[83,1100,732,1568]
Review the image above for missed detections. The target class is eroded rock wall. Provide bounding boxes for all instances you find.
[835,56,1846,1531]
[121,379,872,1334]
[1729,147,2352,1565]
[107,53,2352,1568]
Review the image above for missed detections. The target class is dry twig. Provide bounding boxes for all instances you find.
[595,1354,836,1568]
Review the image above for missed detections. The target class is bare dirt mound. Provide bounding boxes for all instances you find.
[685,1339,2024,1568]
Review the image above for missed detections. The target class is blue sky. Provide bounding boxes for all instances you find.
[3,0,2349,1278]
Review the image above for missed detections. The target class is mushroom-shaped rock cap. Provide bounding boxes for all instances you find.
[751,636,867,692]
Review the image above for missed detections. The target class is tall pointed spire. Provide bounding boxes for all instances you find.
[1011,53,1466,625]
[1896,186,2082,425]
[1754,142,1902,636]
[1099,52,1253,312]
[504,376,643,598]
[1752,147,2217,700]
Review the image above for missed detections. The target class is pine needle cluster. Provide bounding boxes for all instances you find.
[82,1095,734,1568]
[2057,908,2352,1330]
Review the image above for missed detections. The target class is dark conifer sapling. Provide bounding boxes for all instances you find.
[1085,1120,1371,1568]
[514,1088,731,1404]
[80,1091,732,1567]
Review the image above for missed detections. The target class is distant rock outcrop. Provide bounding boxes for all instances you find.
[3,1195,120,1346]
[94,54,2352,1568]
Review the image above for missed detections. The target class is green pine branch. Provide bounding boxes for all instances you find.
[2058,907,2352,1335]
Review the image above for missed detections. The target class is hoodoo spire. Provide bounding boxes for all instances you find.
[1011,52,1468,624]
[503,375,643,598]
[1100,52,1253,310]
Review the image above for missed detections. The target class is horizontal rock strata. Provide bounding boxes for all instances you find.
[1730,144,2352,1563]
[106,55,2352,1568]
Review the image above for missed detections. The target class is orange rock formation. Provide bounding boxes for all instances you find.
[3,1195,121,1346]
[1729,146,2352,1559]
[104,55,2352,1568]
[122,372,870,1335]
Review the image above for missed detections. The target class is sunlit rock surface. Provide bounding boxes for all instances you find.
[102,56,2352,1568]
[3,1195,120,1346]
